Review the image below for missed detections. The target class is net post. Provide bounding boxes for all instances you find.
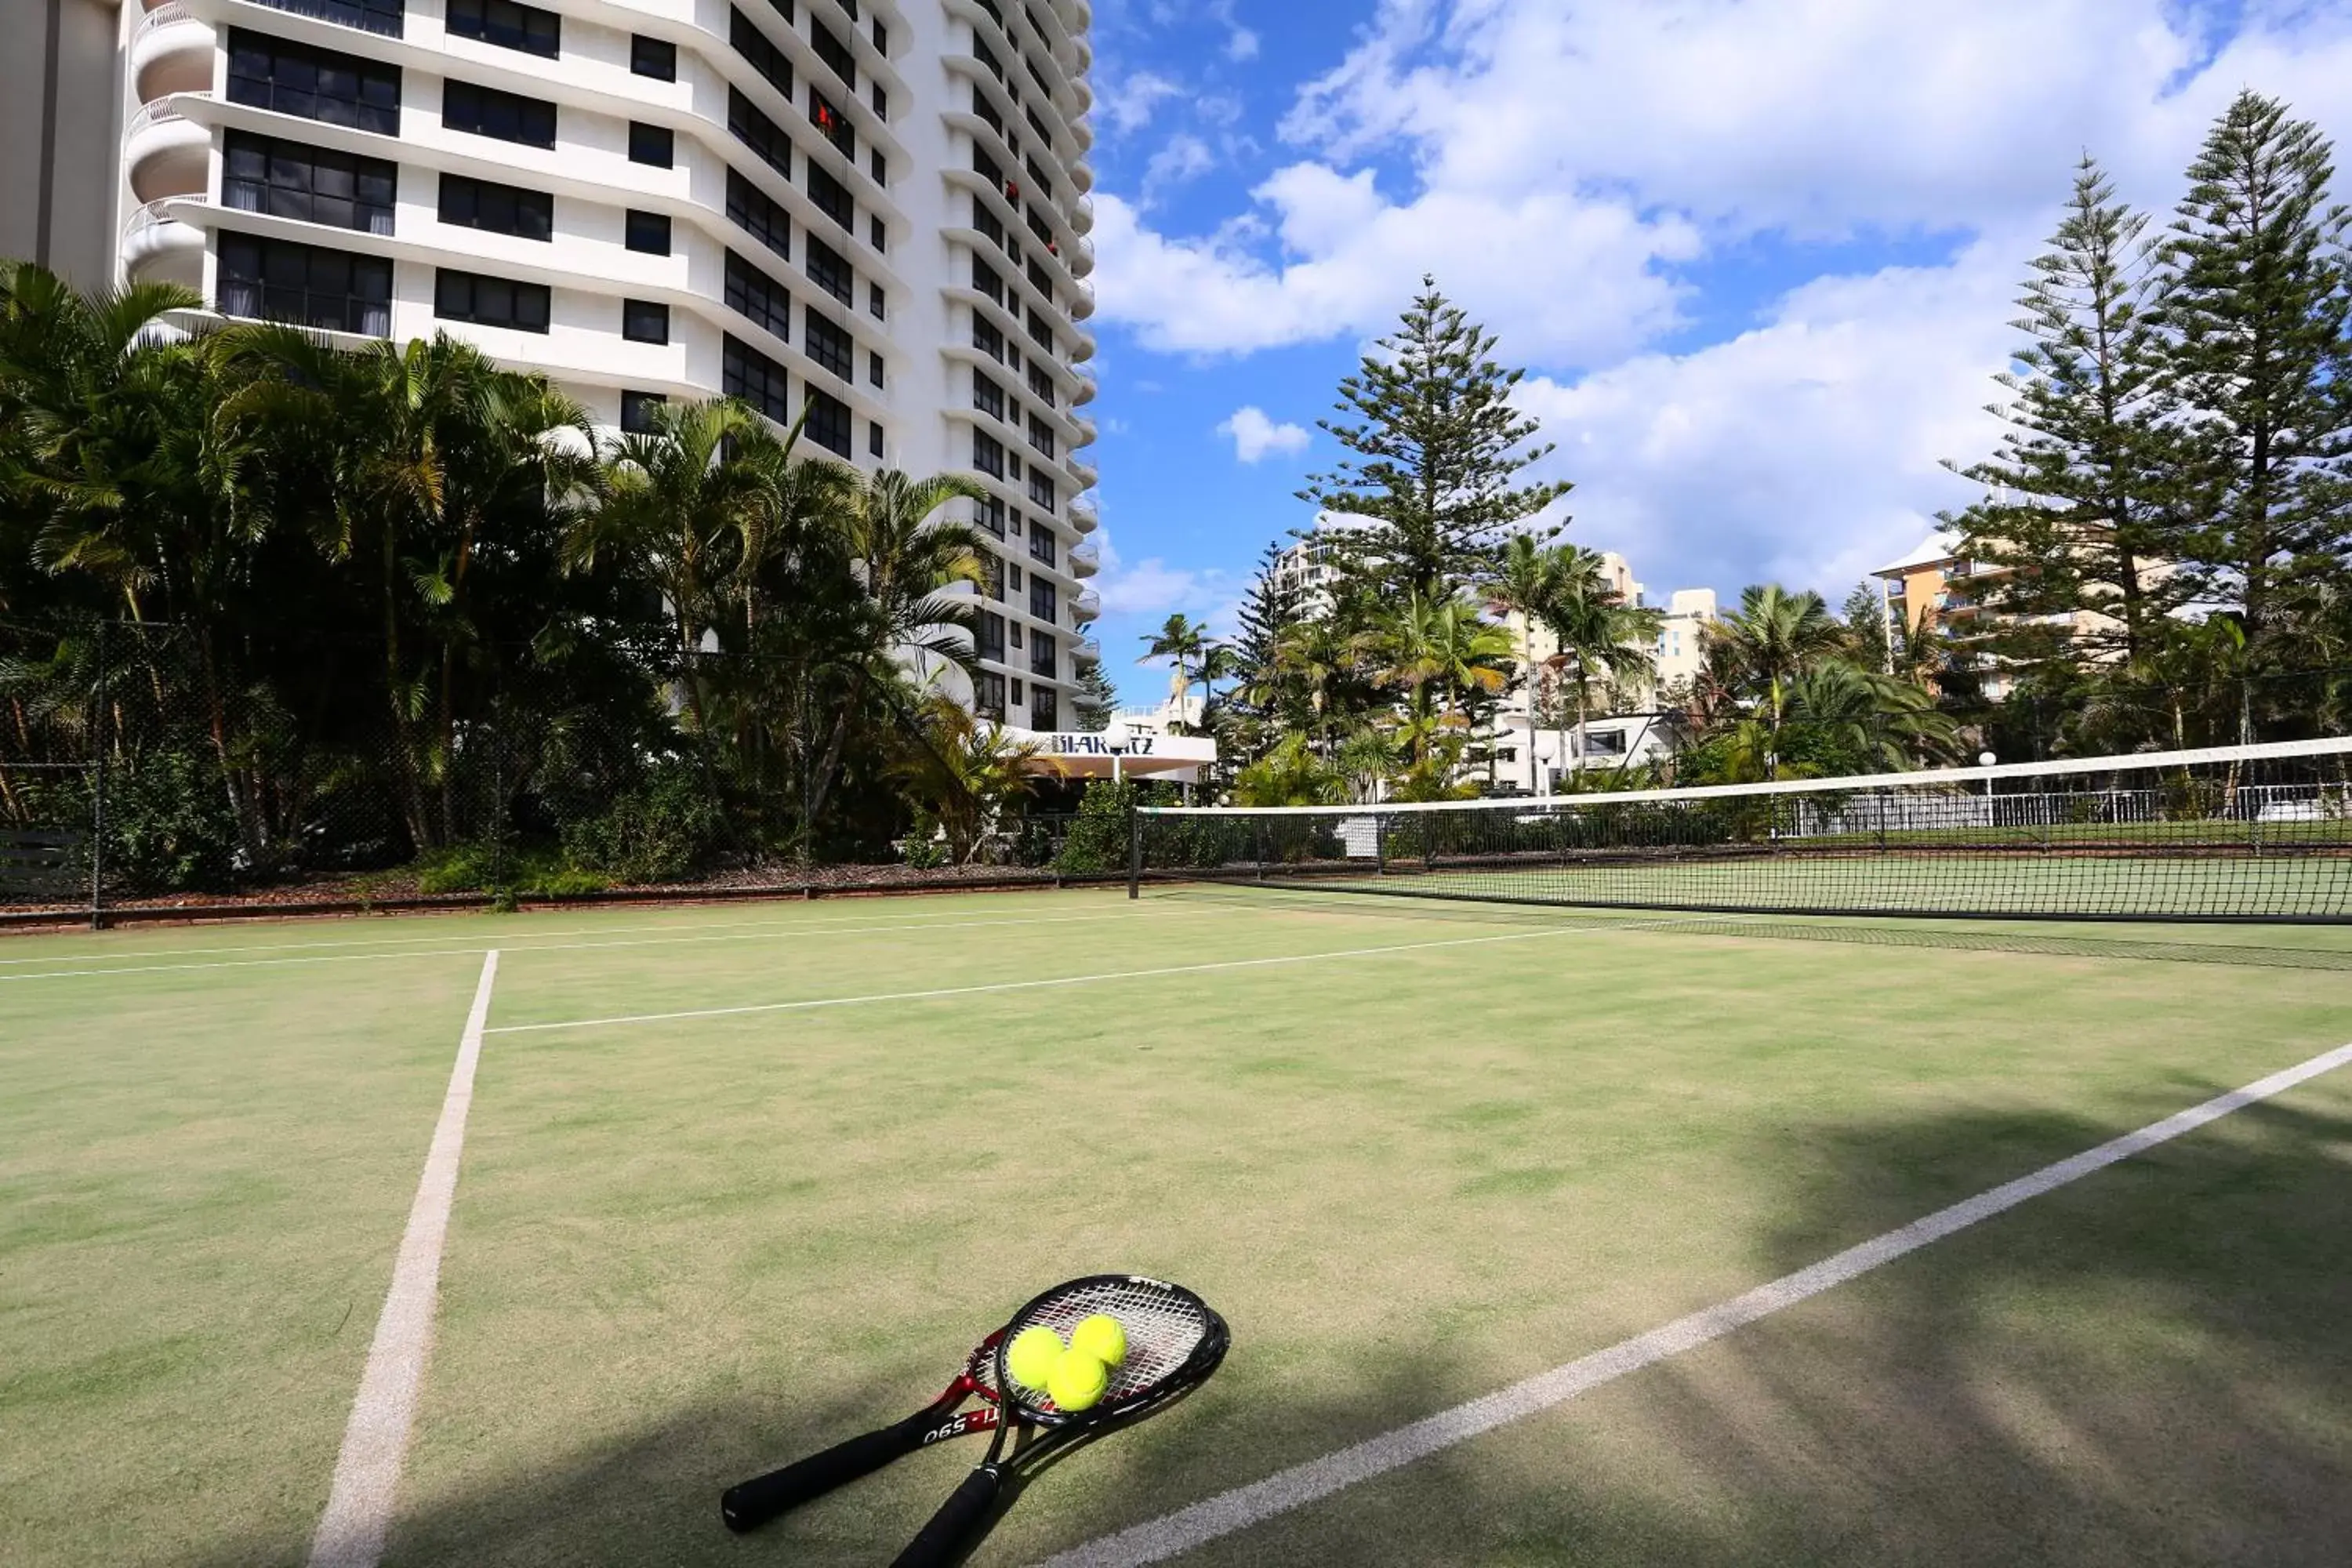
[1126,796,1142,899]
[1374,811,1387,875]
[88,619,107,931]
[1254,818,1266,882]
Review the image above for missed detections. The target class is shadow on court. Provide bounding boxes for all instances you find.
[185,1083,2352,1567]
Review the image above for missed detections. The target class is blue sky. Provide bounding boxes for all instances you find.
[1072,0,2352,706]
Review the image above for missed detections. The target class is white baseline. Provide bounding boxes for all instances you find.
[307,950,501,1568]
[1033,1037,2352,1568]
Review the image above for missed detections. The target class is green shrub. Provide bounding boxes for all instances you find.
[104,750,242,891]
[560,761,724,884]
[415,841,504,895]
[1054,779,1134,874]
[899,808,949,869]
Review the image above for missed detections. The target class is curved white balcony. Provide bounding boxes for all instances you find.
[1070,372,1097,408]
[1067,539,1100,579]
[121,200,205,291]
[1071,586,1102,623]
[132,4,212,104]
[1069,456,1099,488]
[1072,414,1098,447]
[1071,634,1103,663]
[1068,279,1094,321]
[124,98,210,204]
[1066,234,1095,278]
[1068,495,1098,534]
[1070,194,1094,235]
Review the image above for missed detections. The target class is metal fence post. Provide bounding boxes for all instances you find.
[88,620,107,930]
[1374,811,1387,876]
[1254,818,1266,882]
[1126,797,1142,899]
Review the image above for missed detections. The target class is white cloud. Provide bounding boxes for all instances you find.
[1142,132,1218,197]
[1091,530,1236,618]
[1218,406,1312,463]
[1226,27,1261,61]
[1099,71,1185,136]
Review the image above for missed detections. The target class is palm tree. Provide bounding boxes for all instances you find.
[1537,546,1663,784]
[1707,583,1847,777]
[1484,535,1567,792]
[1139,612,1210,733]
[1233,731,1344,806]
[894,695,1039,864]
[802,466,989,830]
[1783,661,1961,771]
[1376,592,1515,774]
[1268,615,1359,751]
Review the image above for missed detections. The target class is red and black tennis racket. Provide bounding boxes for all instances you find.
[720,1273,1227,1566]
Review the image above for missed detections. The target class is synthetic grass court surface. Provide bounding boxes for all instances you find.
[4,888,2351,1566]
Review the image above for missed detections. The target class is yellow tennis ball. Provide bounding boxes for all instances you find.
[1005,1327,1065,1390]
[1046,1348,1109,1412]
[1069,1313,1127,1368]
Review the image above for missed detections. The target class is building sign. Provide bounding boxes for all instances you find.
[1040,731,1160,757]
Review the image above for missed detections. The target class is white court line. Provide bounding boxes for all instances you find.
[0,909,1194,985]
[307,950,500,1568]
[482,924,1622,1035]
[1032,1036,2352,1568]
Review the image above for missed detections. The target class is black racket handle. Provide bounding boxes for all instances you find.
[720,1409,942,1533]
[890,1466,1002,1568]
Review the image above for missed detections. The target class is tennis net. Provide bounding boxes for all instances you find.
[1131,738,2352,923]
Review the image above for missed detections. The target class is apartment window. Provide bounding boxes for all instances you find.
[867,281,884,321]
[730,7,793,99]
[223,132,395,234]
[870,16,886,50]
[444,81,556,149]
[622,299,669,345]
[436,269,551,332]
[973,372,1004,421]
[1028,525,1055,568]
[1026,256,1052,297]
[804,235,853,305]
[446,0,558,56]
[725,168,789,259]
[973,317,1005,363]
[1027,412,1054,460]
[867,350,884,388]
[972,259,1004,306]
[1029,685,1057,731]
[1028,471,1055,512]
[253,0,403,39]
[729,88,793,179]
[868,147,887,184]
[868,422,884,457]
[973,430,1005,479]
[1007,510,1022,538]
[1025,306,1053,354]
[437,173,552,240]
[804,388,851,457]
[976,495,1006,541]
[1009,621,1022,648]
[976,611,1006,662]
[722,332,791,423]
[216,232,390,336]
[1027,362,1055,406]
[869,82,888,118]
[1029,579,1056,622]
[978,548,1005,596]
[619,390,666,434]
[803,307,851,380]
[630,34,677,81]
[724,250,792,342]
[226,30,400,136]
[808,164,852,229]
[1009,677,1024,706]
[974,151,1003,190]
[973,202,1004,247]
[1030,631,1055,678]
[973,670,1005,720]
[811,18,855,85]
[1009,564,1022,592]
[810,88,855,158]
[625,209,671,255]
[629,122,673,166]
[766,0,793,20]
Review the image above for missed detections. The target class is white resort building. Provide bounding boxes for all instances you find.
[5,0,1103,728]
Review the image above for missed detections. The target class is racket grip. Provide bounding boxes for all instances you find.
[720,1410,938,1533]
[889,1467,1002,1568]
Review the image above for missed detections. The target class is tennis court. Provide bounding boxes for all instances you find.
[7,879,2352,1567]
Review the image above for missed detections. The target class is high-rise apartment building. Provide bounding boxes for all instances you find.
[93,0,1100,724]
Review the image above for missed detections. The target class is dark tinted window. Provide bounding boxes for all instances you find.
[807,163,851,228]
[1028,524,1055,567]
[435,269,552,332]
[1029,578,1057,622]
[804,388,851,457]
[437,173,553,241]
[723,333,791,423]
[728,88,792,178]
[444,81,556,148]
[624,209,671,254]
[630,34,677,80]
[226,30,400,136]
[972,430,1004,479]
[724,169,789,260]
[223,131,395,234]
[804,235,852,305]
[1028,470,1055,512]
[972,316,1004,362]
[973,669,1005,719]
[619,390,666,434]
[446,0,559,56]
[973,372,1003,420]
[811,18,855,85]
[803,307,851,380]
[216,231,391,336]
[724,250,791,342]
[1030,631,1056,677]
[730,7,792,98]
[975,613,1005,662]
[1026,412,1055,460]
[250,0,403,38]
[628,122,673,166]
[621,299,669,344]
[868,421,883,457]
[1030,685,1057,731]
[809,88,853,158]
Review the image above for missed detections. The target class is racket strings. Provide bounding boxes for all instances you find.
[1008,1278,1215,1410]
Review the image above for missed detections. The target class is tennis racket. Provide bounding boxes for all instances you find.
[720,1273,1227,1566]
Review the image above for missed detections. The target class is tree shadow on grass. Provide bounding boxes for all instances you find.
[188,1080,2352,1566]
